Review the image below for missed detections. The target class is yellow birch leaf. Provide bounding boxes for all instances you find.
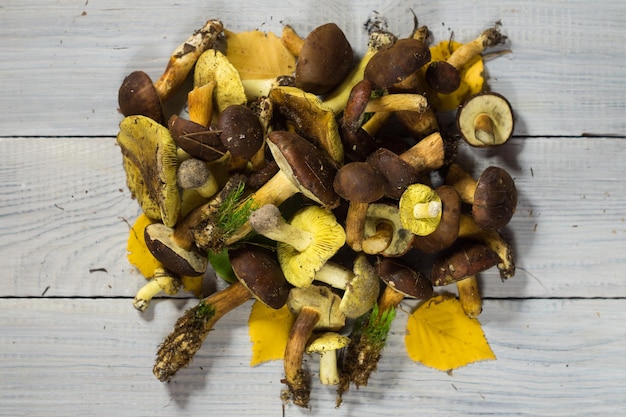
[248,300,295,366]
[421,41,484,112]
[127,214,163,279]
[405,295,495,371]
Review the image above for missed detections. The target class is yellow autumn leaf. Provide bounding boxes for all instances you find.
[421,41,484,112]
[248,300,295,366]
[127,214,163,279]
[224,29,296,80]
[405,295,495,371]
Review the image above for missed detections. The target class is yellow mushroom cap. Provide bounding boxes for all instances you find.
[399,183,442,236]
[276,205,346,288]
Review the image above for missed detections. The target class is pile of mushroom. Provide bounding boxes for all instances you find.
[116,15,517,409]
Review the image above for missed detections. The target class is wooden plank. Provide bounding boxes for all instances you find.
[1,136,625,298]
[1,298,624,416]
[0,1,625,137]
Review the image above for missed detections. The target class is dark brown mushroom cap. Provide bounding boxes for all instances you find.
[430,242,499,286]
[267,130,340,209]
[364,38,431,89]
[342,79,374,133]
[229,244,291,309]
[118,71,164,124]
[168,115,225,162]
[424,61,461,94]
[217,104,264,160]
[365,147,423,199]
[295,23,354,95]
[333,161,386,203]
[144,223,208,276]
[375,257,433,299]
[473,166,517,230]
[413,185,462,253]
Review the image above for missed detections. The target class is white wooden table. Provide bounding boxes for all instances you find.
[1,1,625,415]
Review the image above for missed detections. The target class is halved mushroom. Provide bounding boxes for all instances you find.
[117,115,180,227]
[153,243,290,382]
[457,92,514,147]
[362,202,415,257]
[445,163,517,230]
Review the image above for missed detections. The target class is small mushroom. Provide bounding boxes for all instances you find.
[118,71,165,125]
[168,115,226,162]
[457,92,514,147]
[305,332,350,385]
[431,242,500,317]
[412,185,462,253]
[177,158,219,198]
[333,161,387,251]
[153,243,290,382]
[364,38,431,90]
[248,203,346,288]
[216,104,265,169]
[445,163,517,230]
[295,23,354,95]
[144,222,208,277]
[398,183,443,236]
[283,284,345,408]
[362,202,416,257]
[132,267,182,312]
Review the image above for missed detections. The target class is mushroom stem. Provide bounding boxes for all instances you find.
[447,27,505,70]
[313,262,352,290]
[456,276,482,318]
[363,93,428,113]
[249,204,314,252]
[153,280,252,381]
[361,220,394,255]
[345,201,369,252]
[412,200,442,219]
[474,112,496,145]
[283,305,322,408]
[377,285,406,313]
[445,163,477,203]
[133,269,182,312]
[399,131,445,172]
[318,351,340,385]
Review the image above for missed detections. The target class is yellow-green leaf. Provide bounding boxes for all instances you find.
[405,295,495,371]
[248,300,295,366]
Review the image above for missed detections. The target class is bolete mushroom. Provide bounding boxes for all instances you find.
[295,22,354,95]
[445,163,517,230]
[305,332,350,385]
[248,203,346,288]
[168,115,226,163]
[364,38,431,90]
[283,284,345,408]
[153,243,290,382]
[457,91,514,147]
[431,241,499,317]
[216,104,265,170]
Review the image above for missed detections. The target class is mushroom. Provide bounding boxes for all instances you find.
[117,115,180,228]
[283,284,346,408]
[445,163,517,230]
[425,25,506,94]
[153,243,290,382]
[305,332,350,385]
[412,185,462,253]
[118,19,223,121]
[194,48,247,114]
[456,91,514,147]
[177,158,219,198]
[361,202,416,257]
[365,147,423,199]
[398,183,443,236]
[216,104,265,170]
[248,203,346,288]
[168,115,226,163]
[333,161,387,251]
[430,242,500,317]
[132,267,182,312]
[295,22,354,95]
[364,38,431,90]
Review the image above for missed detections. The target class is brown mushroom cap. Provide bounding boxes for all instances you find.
[364,38,431,89]
[168,115,225,162]
[424,61,461,94]
[333,161,386,204]
[295,23,354,95]
[217,104,264,160]
[375,257,433,299]
[456,92,514,147]
[144,223,208,276]
[266,130,340,209]
[473,166,517,230]
[412,185,462,253]
[118,71,164,124]
[228,244,291,309]
[430,242,499,286]
[366,147,423,199]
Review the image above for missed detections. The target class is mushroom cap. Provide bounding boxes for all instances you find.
[473,166,517,230]
[287,285,346,330]
[333,161,386,203]
[398,183,443,236]
[118,71,164,124]
[430,242,500,286]
[362,202,415,257]
[194,49,247,113]
[276,205,346,288]
[365,147,422,199]
[375,257,433,299]
[457,92,514,147]
[364,38,431,89]
[168,115,225,162]
[217,104,264,160]
[295,23,354,95]
[144,223,207,276]
[412,185,462,253]
[117,115,180,227]
[266,130,340,209]
[305,332,350,354]
[339,254,380,319]
[424,61,461,94]
[228,244,291,309]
